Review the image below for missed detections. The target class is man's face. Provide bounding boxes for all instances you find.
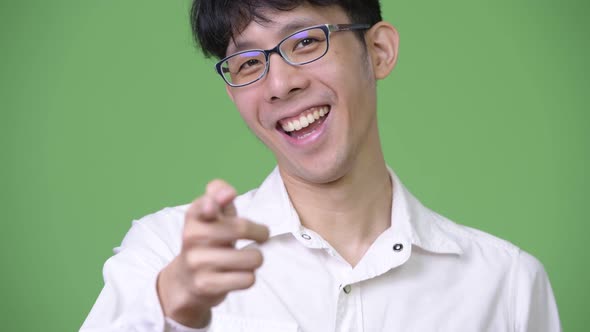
[225,4,382,184]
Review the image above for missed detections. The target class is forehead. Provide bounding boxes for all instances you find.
[226,4,349,55]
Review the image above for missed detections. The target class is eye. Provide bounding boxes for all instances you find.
[240,59,261,70]
[235,58,265,74]
[295,38,318,50]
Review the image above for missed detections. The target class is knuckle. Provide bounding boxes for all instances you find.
[206,179,236,202]
[200,196,217,214]
[188,195,219,221]
[181,222,195,240]
[200,195,214,206]
[182,224,209,244]
[185,250,206,269]
[206,179,226,194]
[180,233,194,251]
[186,196,206,218]
[193,277,216,296]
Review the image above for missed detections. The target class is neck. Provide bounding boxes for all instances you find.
[280,136,392,267]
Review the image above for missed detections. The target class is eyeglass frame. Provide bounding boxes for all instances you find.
[214,23,372,87]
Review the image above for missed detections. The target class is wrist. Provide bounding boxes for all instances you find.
[157,259,212,328]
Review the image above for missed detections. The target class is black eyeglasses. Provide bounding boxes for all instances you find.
[215,23,371,87]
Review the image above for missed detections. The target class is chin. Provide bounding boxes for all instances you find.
[278,153,353,185]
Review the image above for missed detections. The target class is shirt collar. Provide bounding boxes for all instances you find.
[389,167,463,255]
[237,166,463,256]
[238,167,301,241]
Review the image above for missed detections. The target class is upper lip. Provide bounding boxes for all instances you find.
[274,103,330,127]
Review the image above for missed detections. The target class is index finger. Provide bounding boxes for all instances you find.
[206,179,237,209]
[185,179,238,222]
[230,217,270,244]
[186,195,220,222]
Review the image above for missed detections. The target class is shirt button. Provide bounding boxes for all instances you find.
[343,284,352,294]
[301,233,312,240]
[393,243,404,251]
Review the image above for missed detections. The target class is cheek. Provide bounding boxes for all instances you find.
[331,65,375,108]
[237,108,254,127]
[326,46,374,92]
[233,93,262,129]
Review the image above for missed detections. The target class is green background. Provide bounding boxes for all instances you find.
[1,0,588,330]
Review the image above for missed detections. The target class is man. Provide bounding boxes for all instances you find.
[82,0,561,331]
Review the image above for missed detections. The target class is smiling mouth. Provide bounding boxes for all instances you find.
[277,106,331,139]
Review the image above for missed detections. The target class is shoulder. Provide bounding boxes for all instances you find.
[117,205,189,255]
[433,213,560,330]
[427,211,551,284]
[233,187,259,213]
[433,211,523,260]
[432,212,554,295]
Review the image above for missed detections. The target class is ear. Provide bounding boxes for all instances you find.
[365,22,399,80]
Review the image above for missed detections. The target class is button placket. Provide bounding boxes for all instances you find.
[335,282,359,331]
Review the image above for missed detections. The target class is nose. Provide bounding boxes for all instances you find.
[263,53,309,102]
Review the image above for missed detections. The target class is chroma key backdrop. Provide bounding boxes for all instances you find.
[1,0,588,331]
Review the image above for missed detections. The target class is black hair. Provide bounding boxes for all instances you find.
[190,0,382,59]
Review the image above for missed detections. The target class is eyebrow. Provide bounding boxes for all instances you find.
[278,18,318,36]
[229,18,320,53]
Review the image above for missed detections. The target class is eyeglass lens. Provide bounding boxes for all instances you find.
[220,27,328,86]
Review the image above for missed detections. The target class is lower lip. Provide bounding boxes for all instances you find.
[278,111,330,147]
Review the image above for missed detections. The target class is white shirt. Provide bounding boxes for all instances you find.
[81,167,561,332]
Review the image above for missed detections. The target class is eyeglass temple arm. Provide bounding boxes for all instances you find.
[328,23,372,32]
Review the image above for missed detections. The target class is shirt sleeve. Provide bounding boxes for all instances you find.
[80,211,209,332]
[513,249,561,332]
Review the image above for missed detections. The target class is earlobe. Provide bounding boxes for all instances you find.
[366,22,399,80]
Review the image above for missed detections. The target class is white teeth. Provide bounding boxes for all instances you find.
[300,115,309,127]
[282,122,294,132]
[281,106,330,133]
